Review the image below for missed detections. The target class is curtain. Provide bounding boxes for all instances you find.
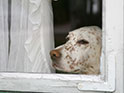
[0,0,9,71]
[0,0,54,73]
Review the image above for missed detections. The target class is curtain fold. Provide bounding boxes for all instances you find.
[0,0,9,71]
[8,0,29,72]
[0,0,54,73]
[24,0,54,73]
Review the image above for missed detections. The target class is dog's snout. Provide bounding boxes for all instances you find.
[50,50,61,59]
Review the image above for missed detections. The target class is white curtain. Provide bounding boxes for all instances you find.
[0,0,54,73]
[0,0,9,71]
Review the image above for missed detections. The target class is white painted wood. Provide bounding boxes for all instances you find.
[0,73,103,93]
[112,0,124,92]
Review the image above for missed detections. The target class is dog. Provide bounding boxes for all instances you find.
[50,26,102,74]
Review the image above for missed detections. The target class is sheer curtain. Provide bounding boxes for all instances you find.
[0,0,54,73]
[0,0,8,71]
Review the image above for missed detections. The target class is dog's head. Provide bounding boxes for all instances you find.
[50,26,102,74]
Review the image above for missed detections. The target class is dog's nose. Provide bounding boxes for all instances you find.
[50,50,61,59]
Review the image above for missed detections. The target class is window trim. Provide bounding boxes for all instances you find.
[0,0,123,92]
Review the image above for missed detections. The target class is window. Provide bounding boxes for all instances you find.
[52,0,102,74]
[0,0,123,92]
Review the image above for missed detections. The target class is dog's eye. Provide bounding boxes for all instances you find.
[77,39,89,44]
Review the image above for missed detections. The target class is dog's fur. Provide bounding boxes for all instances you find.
[50,26,102,74]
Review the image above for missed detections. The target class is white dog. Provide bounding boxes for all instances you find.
[50,26,102,74]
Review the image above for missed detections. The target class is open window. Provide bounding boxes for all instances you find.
[52,0,102,75]
[0,0,123,92]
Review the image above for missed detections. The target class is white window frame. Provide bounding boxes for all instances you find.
[0,0,123,92]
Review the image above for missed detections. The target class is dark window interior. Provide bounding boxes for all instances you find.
[52,0,102,47]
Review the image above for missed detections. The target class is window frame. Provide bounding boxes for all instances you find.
[0,0,123,92]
